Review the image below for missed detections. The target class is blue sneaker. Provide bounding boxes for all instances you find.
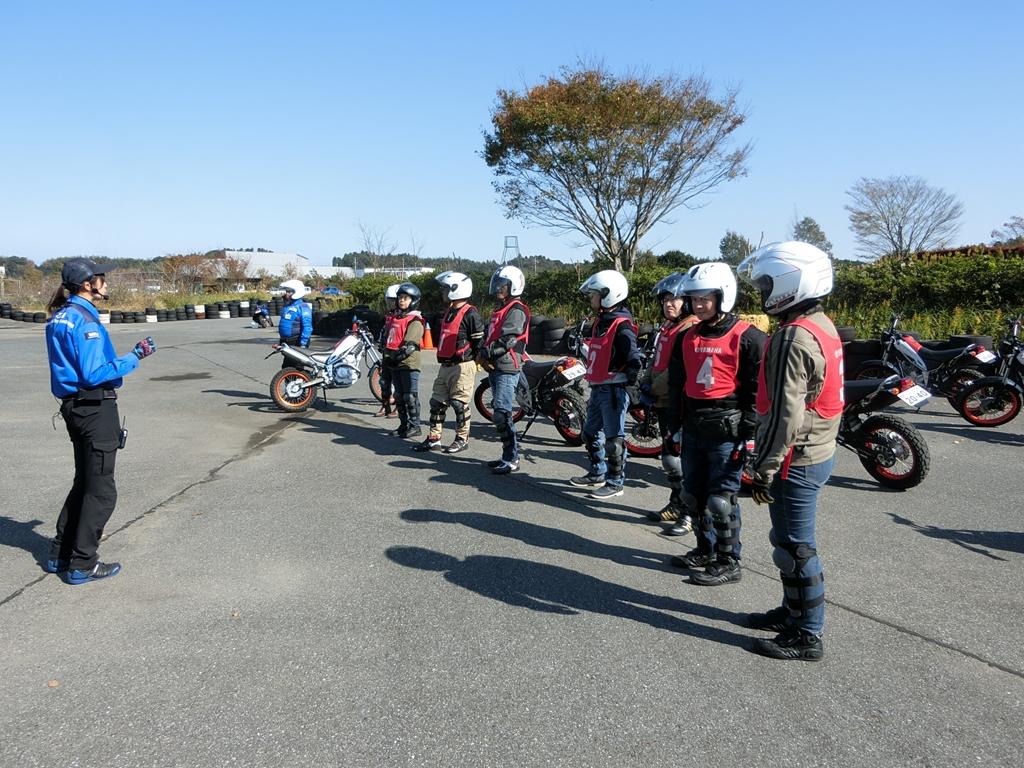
[64,562,122,585]
[44,559,70,574]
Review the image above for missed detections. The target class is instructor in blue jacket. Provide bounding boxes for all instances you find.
[277,279,313,358]
[45,258,156,584]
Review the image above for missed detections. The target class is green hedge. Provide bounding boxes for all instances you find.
[332,252,1023,340]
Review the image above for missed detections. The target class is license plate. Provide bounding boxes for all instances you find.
[562,362,586,380]
[897,384,931,407]
[975,350,997,363]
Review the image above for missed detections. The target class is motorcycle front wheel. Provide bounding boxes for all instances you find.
[856,414,930,490]
[473,379,526,423]
[624,405,662,458]
[270,367,316,412]
[551,391,586,446]
[957,380,1022,427]
[368,363,384,403]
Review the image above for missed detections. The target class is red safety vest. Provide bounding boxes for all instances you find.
[651,316,697,374]
[485,300,531,368]
[585,315,638,384]
[682,320,752,399]
[385,311,423,351]
[437,303,474,360]
[756,315,844,418]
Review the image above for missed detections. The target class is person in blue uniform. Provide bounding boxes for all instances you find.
[277,279,313,367]
[44,258,156,585]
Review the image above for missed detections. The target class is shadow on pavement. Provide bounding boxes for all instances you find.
[401,508,672,574]
[0,516,50,570]
[386,545,751,648]
[826,473,900,492]
[915,421,1024,447]
[887,512,1024,561]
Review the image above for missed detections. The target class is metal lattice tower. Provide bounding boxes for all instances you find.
[501,236,521,265]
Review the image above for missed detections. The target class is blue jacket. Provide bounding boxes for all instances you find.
[46,296,139,398]
[279,299,313,346]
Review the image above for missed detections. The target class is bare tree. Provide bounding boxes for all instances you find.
[484,65,750,272]
[991,215,1024,246]
[358,220,397,270]
[845,176,964,259]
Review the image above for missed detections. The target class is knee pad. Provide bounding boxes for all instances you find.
[707,492,740,553]
[772,541,824,618]
[493,408,512,431]
[450,399,468,428]
[429,397,446,413]
[606,436,625,476]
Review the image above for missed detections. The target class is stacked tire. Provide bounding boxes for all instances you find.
[0,303,11,319]
[540,318,567,355]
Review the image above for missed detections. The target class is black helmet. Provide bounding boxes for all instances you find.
[651,272,686,300]
[396,282,421,309]
[61,258,116,290]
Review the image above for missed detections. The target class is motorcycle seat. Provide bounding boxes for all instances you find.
[844,378,888,403]
[522,359,556,388]
[917,344,973,364]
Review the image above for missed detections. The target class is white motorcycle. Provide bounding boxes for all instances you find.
[267,318,384,412]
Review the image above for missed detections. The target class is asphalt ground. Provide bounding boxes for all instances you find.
[1,317,1022,768]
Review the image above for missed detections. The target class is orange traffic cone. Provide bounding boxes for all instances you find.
[421,321,435,350]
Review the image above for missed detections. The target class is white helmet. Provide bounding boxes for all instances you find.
[279,279,309,300]
[580,269,629,309]
[436,271,473,301]
[680,262,737,313]
[385,283,401,310]
[738,241,833,316]
[489,265,525,297]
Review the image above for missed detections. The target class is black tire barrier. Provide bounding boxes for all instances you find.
[145,307,157,315]
[543,335,571,355]
[110,313,121,323]
[544,327,566,343]
[122,314,134,323]
[34,312,46,323]
[950,334,993,350]
[836,326,857,343]
[12,311,24,321]
[540,318,565,334]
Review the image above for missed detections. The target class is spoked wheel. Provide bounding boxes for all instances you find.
[551,391,586,446]
[957,381,1022,427]
[945,366,984,407]
[473,379,526,423]
[856,414,930,490]
[368,363,384,403]
[855,363,897,381]
[270,367,316,412]
[624,405,662,458]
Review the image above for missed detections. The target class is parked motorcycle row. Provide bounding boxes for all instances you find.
[264,312,1022,494]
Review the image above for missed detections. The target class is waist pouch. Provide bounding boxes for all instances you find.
[687,408,741,440]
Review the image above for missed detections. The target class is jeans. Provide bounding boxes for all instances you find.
[583,384,629,487]
[768,456,834,636]
[681,430,744,558]
[489,370,519,462]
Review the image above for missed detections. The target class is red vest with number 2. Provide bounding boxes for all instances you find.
[386,311,423,351]
[682,321,751,399]
[756,316,844,417]
[585,316,637,384]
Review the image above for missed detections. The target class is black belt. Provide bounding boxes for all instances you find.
[439,359,472,367]
[62,388,117,403]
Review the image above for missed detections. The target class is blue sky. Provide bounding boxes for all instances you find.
[1,1,1020,267]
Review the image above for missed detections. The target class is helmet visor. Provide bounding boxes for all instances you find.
[489,274,509,295]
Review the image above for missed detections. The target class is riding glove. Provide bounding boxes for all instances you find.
[133,336,156,360]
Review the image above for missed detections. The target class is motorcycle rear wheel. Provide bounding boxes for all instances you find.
[957,380,1021,427]
[473,379,526,423]
[551,391,586,446]
[624,405,662,458]
[856,414,930,490]
[270,367,316,412]
[944,366,985,407]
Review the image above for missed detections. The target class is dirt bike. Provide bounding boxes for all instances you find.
[838,374,932,489]
[853,314,995,407]
[956,316,1023,427]
[473,355,588,446]
[266,318,384,412]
